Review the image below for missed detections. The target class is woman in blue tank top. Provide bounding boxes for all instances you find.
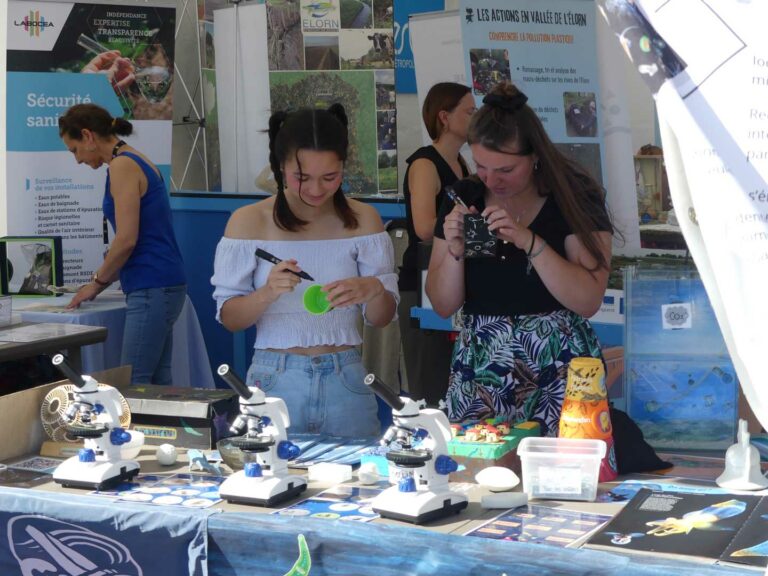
[58,104,186,386]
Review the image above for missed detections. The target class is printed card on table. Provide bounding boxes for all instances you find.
[7,456,64,474]
[272,482,389,523]
[465,504,611,548]
[111,473,225,508]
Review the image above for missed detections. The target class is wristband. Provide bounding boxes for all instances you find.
[93,273,110,287]
[526,238,548,275]
[526,231,537,257]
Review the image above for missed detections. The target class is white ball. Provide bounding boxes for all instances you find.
[357,462,380,485]
[155,444,178,466]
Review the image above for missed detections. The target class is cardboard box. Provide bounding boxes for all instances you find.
[0,366,131,462]
[122,385,238,449]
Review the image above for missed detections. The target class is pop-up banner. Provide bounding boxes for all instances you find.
[459,0,606,186]
[6,1,175,285]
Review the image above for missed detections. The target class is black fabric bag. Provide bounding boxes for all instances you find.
[610,407,673,474]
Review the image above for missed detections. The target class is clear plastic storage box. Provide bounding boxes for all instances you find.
[517,437,606,502]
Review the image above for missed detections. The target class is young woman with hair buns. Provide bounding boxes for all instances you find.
[399,82,475,406]
[59,103,186,386]
[426,82,614,435]
[211,104,399,437]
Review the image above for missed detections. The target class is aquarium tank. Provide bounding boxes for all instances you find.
[624,264,738,451]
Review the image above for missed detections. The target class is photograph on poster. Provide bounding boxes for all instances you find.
[340,0,373,29]
[340,30,393,69]
[267,0,305,70]
[6,4,175,120]
[374,69,395,110]
[270,71,377,196]
[305,36,340,70]
[469,48,511,95]
[373,0,393,28]
[377,150,397,192]
[563,92,598,137]
[377,110,397,150]
[598,0,687,96]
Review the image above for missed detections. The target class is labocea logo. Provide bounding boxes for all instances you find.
[14,10,55,37]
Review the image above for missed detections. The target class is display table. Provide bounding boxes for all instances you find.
[15,293,215,388]
[0,322,107,371]
[0,448,754,575]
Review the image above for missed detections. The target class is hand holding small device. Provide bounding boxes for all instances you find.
[464,214,498,258]
[445,186,498,258]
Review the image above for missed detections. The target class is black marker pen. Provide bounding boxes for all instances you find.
[445,186,469,210]
[255,248,314,281]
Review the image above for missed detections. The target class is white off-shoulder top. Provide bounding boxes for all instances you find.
[211,232,399,349]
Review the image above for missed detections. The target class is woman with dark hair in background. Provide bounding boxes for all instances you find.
[59,103,186,385]
[211,105,398,437]
[426,82,614,434]
[399,82,475,406]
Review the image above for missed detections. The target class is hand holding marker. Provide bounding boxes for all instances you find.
[254,249,330,314]
[254,248,314,281]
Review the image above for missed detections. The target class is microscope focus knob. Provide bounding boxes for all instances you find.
[78,448,96,463]
[245,462,263,478]
[398,477,416,492]
[277,440,300,460]
[110,428,131,446]
[435,455,459,475]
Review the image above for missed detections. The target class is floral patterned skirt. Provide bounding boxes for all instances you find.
[445,309,603,436]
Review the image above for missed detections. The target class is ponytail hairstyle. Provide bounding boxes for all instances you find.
[468,82,615,271]
[58,103,133,140]
[268,104,358,231]
[422,82,472,140]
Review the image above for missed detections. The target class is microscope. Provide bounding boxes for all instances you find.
[49,354,140,490]
[364,374,468,524]
[216,364,307,506]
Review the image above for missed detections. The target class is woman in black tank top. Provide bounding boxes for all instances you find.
[398,83,475,406]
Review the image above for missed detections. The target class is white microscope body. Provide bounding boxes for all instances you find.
[50,355,140,490]
[217,365,307,506]
[365,374,468,524]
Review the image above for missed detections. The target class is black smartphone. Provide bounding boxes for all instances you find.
[464,214,497,258]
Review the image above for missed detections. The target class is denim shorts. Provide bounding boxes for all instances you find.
[246,348,380,437]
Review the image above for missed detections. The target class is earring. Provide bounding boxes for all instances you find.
[533,160,540,172]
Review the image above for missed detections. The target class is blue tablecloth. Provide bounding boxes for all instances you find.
[0,485,749,576]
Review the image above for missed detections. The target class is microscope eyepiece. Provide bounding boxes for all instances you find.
[51,353,86,388]
[363,374,405,412]
[217,364,253,400]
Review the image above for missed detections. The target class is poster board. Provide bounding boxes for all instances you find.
[6,1,175,284]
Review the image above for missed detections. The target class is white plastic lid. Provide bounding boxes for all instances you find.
[518,437,607,458]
